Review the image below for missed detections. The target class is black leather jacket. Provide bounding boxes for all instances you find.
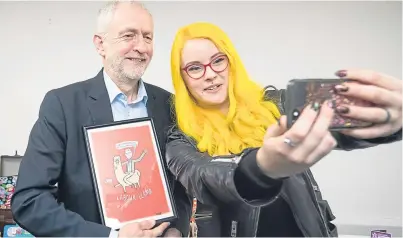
[165,87,402,237]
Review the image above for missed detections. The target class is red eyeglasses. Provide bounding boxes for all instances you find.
[182,54,229,80]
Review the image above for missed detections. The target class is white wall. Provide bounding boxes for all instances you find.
[0,1,401,234]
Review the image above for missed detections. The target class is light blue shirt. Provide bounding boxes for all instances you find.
[103,71,148,121]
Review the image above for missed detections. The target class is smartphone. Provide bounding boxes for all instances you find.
[285,78,374,130]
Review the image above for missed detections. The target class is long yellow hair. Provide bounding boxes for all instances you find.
[170,22,281,156]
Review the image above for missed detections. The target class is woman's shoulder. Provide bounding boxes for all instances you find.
[166,124,198,146]
[263,85,286,114]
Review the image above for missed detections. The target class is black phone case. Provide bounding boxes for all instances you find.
[285,78,373,130]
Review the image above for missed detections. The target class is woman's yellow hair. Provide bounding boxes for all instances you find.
[170,22,281,156]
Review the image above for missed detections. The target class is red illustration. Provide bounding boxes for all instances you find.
[88,122,173,229]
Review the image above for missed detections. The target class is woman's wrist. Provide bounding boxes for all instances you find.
[256,147,286,180]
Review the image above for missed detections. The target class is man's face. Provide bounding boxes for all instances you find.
[125,149,133,158]
[97,3,154,81]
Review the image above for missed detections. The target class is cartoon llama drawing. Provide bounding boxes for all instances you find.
[113,155,131,193]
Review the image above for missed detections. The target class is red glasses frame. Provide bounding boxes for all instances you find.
[182,54,229,80]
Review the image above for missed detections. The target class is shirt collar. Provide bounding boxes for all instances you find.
[103,70,148,105]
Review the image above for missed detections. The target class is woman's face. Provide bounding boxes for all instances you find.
[180,38,229,110]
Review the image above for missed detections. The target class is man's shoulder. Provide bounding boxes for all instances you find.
[38,74,102,116]
[52,77,95,95]
[45,75,99,101]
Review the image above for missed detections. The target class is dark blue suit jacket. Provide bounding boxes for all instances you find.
[11,70,191,237]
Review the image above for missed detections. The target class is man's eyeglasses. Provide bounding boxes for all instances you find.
[182,54,229,80]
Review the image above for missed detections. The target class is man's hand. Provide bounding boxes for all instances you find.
[118,220,170,238]
[163,228,182,237]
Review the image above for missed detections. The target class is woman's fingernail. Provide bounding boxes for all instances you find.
[311,102,320,111]
[327,100,336,109]
[335,70,347,77]
[336,106,349,114]
[334,84,348,93]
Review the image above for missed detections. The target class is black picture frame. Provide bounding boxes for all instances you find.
[83,117,177,230]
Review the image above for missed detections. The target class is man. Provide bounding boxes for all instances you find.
[11,1,191,237]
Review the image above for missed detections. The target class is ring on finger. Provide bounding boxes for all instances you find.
[381,108,391,124]
[284,137,298,147]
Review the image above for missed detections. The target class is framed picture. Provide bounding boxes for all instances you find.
[83,117,177,230]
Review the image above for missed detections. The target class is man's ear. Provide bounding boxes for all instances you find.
[93,34,106,57]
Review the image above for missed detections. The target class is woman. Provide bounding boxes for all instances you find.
[166,22,402,237]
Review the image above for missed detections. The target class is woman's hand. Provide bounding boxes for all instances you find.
[256,101,337,179]
[333,69,402,139]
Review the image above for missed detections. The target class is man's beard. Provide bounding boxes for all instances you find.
[109,56,148,82]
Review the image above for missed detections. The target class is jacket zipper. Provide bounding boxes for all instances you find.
[304,171,330,237]
[195,213,213,219]
[253,207,261,237]
[281,193,309,237]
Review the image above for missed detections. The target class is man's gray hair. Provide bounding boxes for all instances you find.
[96,0,150,35]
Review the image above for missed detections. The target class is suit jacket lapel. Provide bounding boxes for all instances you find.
[144,83,157,118]
[86,74,163,127]
[144,83,166,146]
[86,69,114,125]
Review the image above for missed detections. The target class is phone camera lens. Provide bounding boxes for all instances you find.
[292,109,300,123]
